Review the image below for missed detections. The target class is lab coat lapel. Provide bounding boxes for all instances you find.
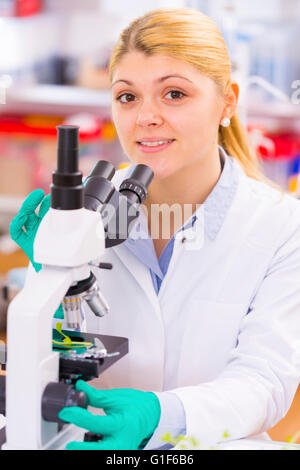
[111,166,160,313]
[111,242,161,316]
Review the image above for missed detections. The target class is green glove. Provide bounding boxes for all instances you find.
[9,189,64,319]
[10,189,50,271]
[58,380,161,450]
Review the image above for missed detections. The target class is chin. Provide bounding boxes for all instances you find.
[137,166,163,179]
[139,161,169,179]
[152,169,170,180]
[129,152,177,179]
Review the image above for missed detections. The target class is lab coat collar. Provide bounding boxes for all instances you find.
[110,147,239,306]
[202,146,239,241]
[164,146,239,246]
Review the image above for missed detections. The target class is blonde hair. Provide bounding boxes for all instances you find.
[108,8,269,184]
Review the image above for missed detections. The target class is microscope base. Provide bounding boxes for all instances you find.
[0,332,128,450]
[42,424,86,450]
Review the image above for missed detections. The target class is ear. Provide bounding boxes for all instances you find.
[222,82,239,120]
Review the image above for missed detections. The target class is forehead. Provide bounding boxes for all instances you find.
[111,51,204,84]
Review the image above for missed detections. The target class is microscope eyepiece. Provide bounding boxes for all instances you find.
[51,125,84,210]
[84,161,116,212]
[88,160,115,181]
[128,164,154,189]
[119,164,154,204]
[57,125,79,173]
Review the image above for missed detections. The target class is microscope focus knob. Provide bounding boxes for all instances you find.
[42,382,87,423]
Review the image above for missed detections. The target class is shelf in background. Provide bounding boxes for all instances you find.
[246,100,300,120]
[1,85,112,116]
[0,195,24,215]
[1,84,300,120]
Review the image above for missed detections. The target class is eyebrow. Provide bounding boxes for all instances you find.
[111,74,194,88]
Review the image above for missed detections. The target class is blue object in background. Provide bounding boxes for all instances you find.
[7,267,27,288]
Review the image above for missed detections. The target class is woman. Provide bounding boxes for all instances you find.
[10,8,300,450]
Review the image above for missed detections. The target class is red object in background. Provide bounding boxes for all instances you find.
[247,124,300,160]
[16,0,42,17]
[258,133,300,161]
[0,114,103,141]
[0,113,109,195]
[0,0,42,17]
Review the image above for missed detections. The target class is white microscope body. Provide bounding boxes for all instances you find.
[4,206,105,450]
[1,125,153,450]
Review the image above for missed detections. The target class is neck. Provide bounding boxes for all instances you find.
[144,145,222,212]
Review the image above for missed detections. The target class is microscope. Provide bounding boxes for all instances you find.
[0,125,153,450]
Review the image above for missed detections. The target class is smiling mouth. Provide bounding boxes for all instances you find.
[136,140,176,152]
[137,139,175,147]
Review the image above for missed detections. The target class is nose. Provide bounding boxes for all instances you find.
[136,100,163,127]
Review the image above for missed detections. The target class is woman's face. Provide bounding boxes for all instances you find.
[111,51,226,179]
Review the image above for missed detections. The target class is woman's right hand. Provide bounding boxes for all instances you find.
[9,189,50,272]
[9,189,64,320]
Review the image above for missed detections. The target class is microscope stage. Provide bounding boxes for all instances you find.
[54,330,129,382]
[0,330,128,383]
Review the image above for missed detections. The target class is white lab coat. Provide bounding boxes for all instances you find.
[82,158,300,444]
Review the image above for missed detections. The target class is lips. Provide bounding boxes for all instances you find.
[136,137,175,143]
[136,139,175,153]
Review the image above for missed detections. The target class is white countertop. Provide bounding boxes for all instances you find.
[216,437,300,450]
[0,414,298,450]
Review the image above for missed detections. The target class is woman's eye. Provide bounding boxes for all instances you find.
[116,93,136,103]
[115,90,186,104]
[165,90,186,100]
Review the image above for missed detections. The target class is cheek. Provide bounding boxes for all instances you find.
[186,102,221,139]
[174,113,213,149]
[111,107,121,134]
[111,106,134,141]
[176,98,220,131]
[111,107,138,162]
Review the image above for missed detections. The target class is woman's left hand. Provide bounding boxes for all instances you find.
[58,380,161,450]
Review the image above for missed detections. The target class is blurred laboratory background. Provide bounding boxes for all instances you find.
[1,0,300,241]
[0,0,300,442]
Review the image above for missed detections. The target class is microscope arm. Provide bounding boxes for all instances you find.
[5,264,90,450]
[24,263,88,332]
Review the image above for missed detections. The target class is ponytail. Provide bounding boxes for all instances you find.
[219,114,282,191]
[219,114,262,180]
